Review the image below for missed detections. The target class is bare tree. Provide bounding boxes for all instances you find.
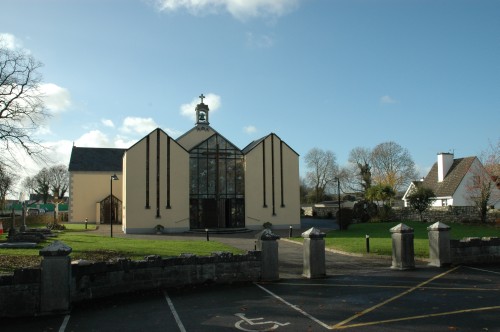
[347,146,372,195]
[304,148,339,203]
[0,163,16,210]
[465,139,500,222]
[0,38,49,167]
[48,164,69,198]
[371,141,418,194]
[33,167,51,204]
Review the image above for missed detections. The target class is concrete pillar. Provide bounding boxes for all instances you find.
[39,241,72,314]
[427,221,451,267]
[390,223,415,270]
[301,227,326,278]
[255,229,280,281]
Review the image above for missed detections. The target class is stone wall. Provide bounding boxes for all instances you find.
[450,237,500,265]
[393,206,500,223]
[0,251,261,318]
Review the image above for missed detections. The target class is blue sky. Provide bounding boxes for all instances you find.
[2,0,499,185]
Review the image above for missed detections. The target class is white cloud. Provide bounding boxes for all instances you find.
[75,130,111,147]
[0,33,23,50]
[154,0,299,20]
[39,83,72,113]
[243,125,257,134]
[120,117,158,135]
[180,93,221,122]
[380,95,398,104]
[102,119,115,128]
[246,32,274,48]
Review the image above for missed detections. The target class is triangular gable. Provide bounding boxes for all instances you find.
[127,128,188,153]
[189,132,243,154]
[242,133,299,156]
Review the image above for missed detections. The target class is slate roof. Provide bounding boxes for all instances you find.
[420,157,476,197]
[68,146,126,172]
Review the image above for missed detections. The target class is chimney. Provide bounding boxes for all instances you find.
[437,152,454,182]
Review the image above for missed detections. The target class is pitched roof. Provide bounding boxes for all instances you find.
[421,157,476,197]
[68,146,126,172]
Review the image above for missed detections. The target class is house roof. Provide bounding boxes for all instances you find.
[421,156,476,197]
[68,146,126,172]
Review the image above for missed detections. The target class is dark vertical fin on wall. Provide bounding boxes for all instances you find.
[145,135,150,209]
[280,140,285,207]
[262,139,267,207]
[166,135,171,209]
[271,134,276,216]
[156,129,160,218]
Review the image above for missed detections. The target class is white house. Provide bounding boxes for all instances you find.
[402,152,500,209]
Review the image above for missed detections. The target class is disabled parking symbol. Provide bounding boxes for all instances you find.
[234,313,290,331]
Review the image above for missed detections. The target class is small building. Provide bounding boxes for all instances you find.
[402,152,500,209]
[69,95,300,233]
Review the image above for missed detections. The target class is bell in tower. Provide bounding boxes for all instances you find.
[195,93,210,130]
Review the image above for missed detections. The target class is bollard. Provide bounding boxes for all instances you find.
[390,223,415,270]
[302,227,326,279]
[255,229,280,281]
[205,228,209,241]
[289,225,293,238]
[366,234,370,253]
[427,222,451,267]
[39,241,72,314]
[85,218,88,229]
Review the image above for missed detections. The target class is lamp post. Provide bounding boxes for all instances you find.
[110,174,119,238]
[334,177,341,231]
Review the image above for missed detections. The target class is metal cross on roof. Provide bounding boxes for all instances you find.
[199,94,205,103]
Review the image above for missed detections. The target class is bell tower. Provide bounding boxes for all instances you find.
[195,93,210,130]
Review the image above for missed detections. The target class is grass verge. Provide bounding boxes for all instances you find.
[318,221,499,258]
[0,223,244,273]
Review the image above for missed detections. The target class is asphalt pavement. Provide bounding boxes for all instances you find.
[3,218,500,331]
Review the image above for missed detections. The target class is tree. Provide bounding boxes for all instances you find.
[304,148,339,203]
[33,167,51,203]
[0,38,49,167]
[48,164,69,198]
[0,163,16,210]
[365,184,395,207]
[371,141,418,194]
[463,139,500,223]
[406,185,435,222]
[347,147,372,195]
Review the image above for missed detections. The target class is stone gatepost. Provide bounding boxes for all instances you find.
[302,227,326,278]
[39,241,72,314]
[427,221,451,267]
[390,223,415,270]
[255,229,280,281]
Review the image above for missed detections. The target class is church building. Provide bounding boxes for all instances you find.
[68,95,300,233]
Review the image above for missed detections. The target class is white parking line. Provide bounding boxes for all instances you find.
[464,266,500,275]
[254,282,332,330]
[59,314,70,332]
[164,290,187,332]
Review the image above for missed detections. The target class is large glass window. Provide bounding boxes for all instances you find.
[189,134,245,228]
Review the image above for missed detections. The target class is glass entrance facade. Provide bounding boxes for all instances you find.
[189,134,245,229]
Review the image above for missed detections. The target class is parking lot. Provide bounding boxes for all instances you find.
[3,230,500,332]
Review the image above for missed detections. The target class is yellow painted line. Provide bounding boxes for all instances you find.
[330,265,461,329]
[333,306,500,330]
[277,282,498,292]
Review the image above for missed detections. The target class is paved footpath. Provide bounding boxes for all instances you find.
[3,222,500,331]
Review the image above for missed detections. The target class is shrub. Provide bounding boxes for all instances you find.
[337,208,353,230]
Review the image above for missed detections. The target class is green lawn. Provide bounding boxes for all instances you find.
[0,223,244,272]
[318,221,500,258]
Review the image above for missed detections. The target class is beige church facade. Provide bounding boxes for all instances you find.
[69,96,300,233]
